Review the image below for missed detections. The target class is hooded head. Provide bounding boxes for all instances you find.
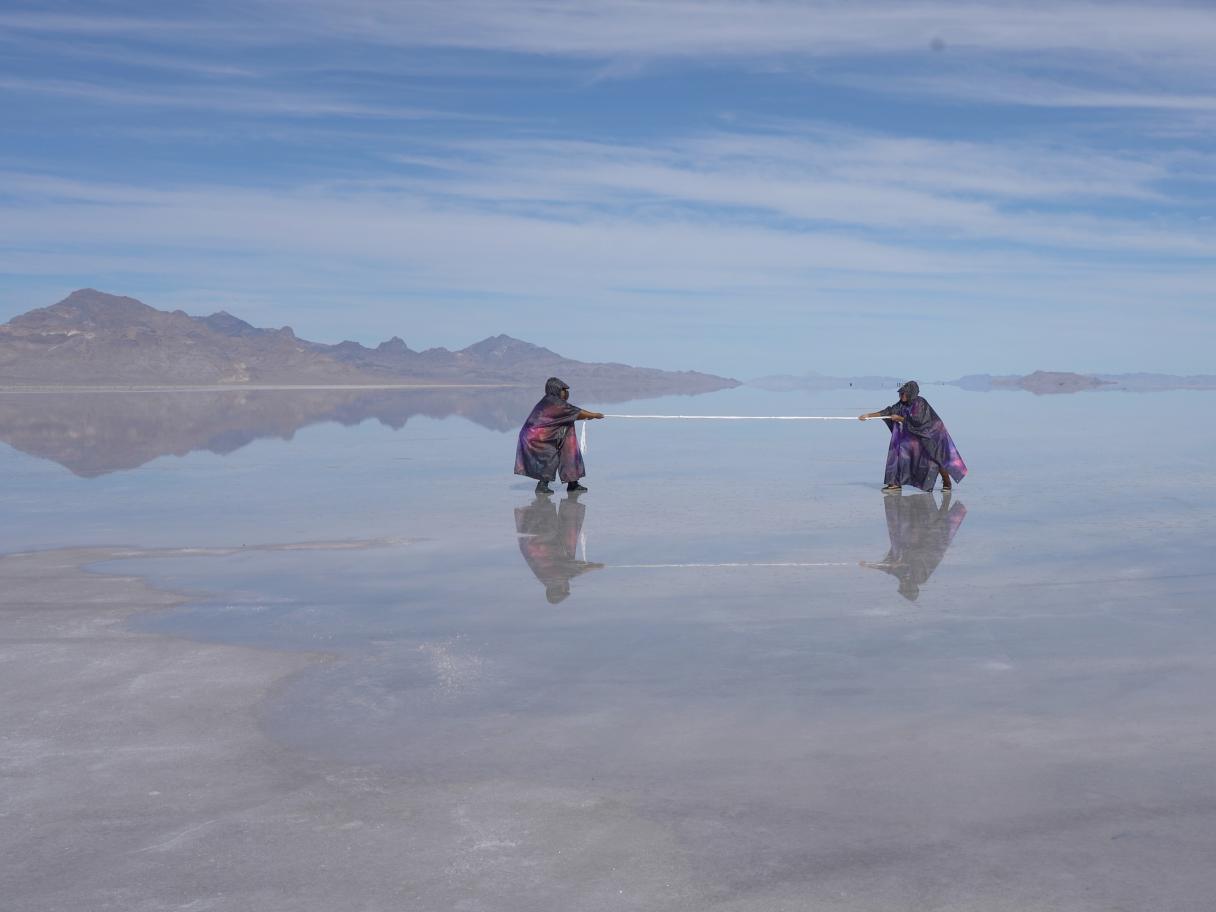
[898,380,920,402]
[545,377,570,399]
[545,581,571,604]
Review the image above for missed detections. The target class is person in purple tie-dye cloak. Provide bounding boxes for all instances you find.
[515,377,604,495]
[860,380,967,493]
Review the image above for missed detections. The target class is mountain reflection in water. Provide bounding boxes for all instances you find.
[0,388,569,477]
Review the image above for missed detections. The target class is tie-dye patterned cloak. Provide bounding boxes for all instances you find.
[879,381,967,491]
[514,381,586,483]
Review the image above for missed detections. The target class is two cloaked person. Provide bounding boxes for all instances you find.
[516,376,966,496]
[860,381,967,494]
[515,377,604,495]
[514,376,967,602]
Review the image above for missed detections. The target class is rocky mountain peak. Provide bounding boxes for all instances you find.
[198,311,263,337]
[11,289,163,331]
[376,336,414,355]
[459,334,559,363]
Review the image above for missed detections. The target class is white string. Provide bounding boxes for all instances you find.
[580,413,874,453]
[611,561,853,569]
[602,414,865,420]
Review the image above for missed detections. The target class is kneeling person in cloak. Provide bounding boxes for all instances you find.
[515,377,604,495]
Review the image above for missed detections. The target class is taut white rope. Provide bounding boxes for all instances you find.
[602,414,863,420]
[581,413,874,452]
[611,561,853,569]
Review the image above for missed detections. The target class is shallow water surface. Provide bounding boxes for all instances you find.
[4,385,1216,909]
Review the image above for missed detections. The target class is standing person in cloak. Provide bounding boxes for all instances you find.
[859,381,967,494]
[515,377,604,495]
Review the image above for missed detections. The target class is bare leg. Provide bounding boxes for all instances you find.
[940,468,952,491]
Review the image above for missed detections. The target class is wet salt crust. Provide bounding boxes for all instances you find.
[3,386,1215,910]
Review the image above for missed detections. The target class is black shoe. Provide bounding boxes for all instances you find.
[535,481,554,495]
[567,482,588,493]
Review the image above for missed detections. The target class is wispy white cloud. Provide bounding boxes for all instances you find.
[298,1,1210,134]
[0,9,281,43]
[0,77,465,120]
[1,119,1211,302]
[0,12,217,36]
[9,3,1216,91]
[9,2,1216,59]
[2,1,1214,374]
[286,0,1215,121]
[274,1,1216,61]
[366,130,1212,257]
[829,69,1216,113]
[0,31,264,79]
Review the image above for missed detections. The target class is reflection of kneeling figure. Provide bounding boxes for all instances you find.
[861,492,967,601]
[514,494,604,603]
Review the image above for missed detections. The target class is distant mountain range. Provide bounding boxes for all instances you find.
[752,370,1216,395]
[949,371,1216,393]
[0,289,738,397]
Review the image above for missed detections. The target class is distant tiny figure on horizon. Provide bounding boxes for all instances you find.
[515,377,604,495]
[859,381,967,494]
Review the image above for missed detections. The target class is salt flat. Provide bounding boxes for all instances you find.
[2,385,1214,911]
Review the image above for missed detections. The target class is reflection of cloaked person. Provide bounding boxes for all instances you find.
[859,380,967,493]
[514,494,604,603]
[515,377,605,495]
[860,492,968,601]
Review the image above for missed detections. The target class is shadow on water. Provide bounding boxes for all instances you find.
[513,493,603,603]
[860,492,968,601]
[512,489,967,605]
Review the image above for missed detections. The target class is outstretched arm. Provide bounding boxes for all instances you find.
[576,409,605,420]
[859,410,903,422]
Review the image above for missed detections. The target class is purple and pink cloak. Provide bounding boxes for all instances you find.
[878,381,967,491]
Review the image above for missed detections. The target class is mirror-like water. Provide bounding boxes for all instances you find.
[4,384,1215,910]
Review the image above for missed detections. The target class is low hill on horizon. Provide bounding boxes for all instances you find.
[750,369,1216,395]
[0,290,739,397]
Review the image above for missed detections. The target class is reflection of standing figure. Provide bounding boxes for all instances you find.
[859,380,967,493]
[514,377,604,495]
[514,494,604,604]
[861,493,967,601]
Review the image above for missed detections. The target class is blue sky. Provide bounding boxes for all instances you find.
[1,1,1213,378]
